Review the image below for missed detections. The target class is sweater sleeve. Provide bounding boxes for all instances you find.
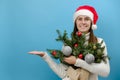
[42,52,68,78]
[74,38,110,77]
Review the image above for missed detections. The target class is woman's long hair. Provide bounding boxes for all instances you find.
[73,23,97,43]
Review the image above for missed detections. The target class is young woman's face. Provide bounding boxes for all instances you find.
[75,15,92,33]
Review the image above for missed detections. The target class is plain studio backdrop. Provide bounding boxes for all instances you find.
[0,0,120,80]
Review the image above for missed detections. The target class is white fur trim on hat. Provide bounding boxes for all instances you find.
[73,9,93,22]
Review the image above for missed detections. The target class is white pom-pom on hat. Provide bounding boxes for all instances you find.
[92,24,97,30]
[73,5,98,30]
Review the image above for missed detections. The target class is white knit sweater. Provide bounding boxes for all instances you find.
[42,35,110,80]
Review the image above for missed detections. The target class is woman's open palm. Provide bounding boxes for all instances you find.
[28,51,45,57]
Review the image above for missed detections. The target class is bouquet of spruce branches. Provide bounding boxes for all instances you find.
[47,30,109,64]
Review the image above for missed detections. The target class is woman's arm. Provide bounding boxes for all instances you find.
[29,51,68,78]
[74,58,110,77]
[74,38,110,77]
[42,52,68,78]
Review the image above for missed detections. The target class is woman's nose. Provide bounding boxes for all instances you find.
[81,19,85,24]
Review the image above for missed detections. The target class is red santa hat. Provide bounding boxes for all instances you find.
[73,5,98,30]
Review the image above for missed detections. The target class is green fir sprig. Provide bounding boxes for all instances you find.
[47,30,109,63]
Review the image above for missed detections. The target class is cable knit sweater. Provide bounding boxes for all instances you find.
[42,33,110,80]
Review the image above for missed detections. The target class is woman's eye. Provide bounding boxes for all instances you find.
[78,18,82,21]
[85,17,90,21]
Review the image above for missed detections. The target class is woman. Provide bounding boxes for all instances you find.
[29,5,110,80]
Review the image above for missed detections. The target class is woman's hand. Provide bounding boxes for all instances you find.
[63,56,77,65]
[28,51,45,57]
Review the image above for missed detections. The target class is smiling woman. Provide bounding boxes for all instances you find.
[1,0,120,80]
[29,5,110,80]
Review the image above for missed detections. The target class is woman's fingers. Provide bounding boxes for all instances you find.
[28,51,40,54]
[28,51,45,57]
[63,56,76,64]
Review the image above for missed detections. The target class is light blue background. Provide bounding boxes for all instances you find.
[0,0,119,80]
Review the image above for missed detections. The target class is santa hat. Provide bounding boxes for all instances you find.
[73,5,98,30]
